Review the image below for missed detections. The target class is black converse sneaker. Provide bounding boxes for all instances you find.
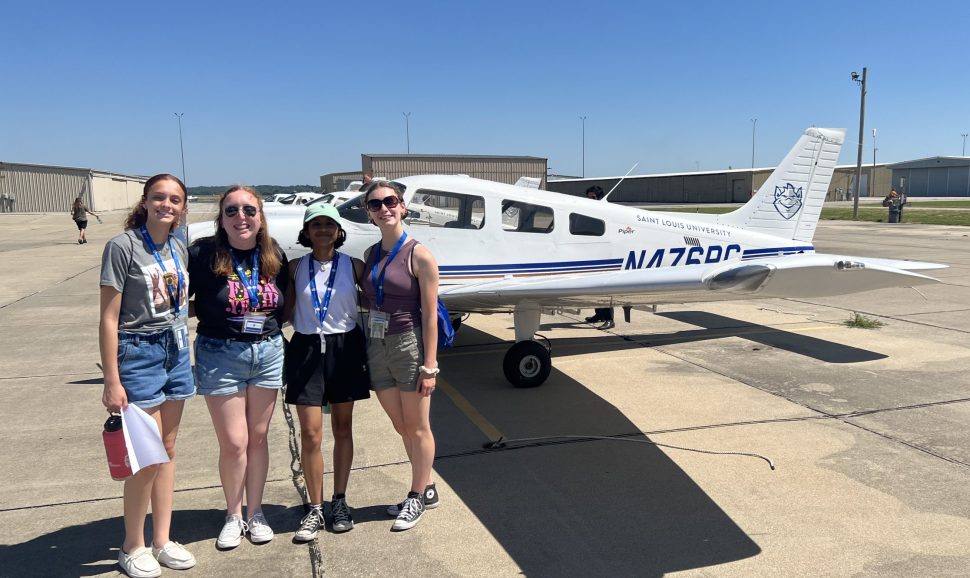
[330,496,354,533]
[391,493,425,531]
[294,507,324,542]
[386,483,440,516]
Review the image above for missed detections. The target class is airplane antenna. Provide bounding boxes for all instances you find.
[603,162,639,199]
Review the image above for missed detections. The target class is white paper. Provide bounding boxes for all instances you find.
[121,404,170,473]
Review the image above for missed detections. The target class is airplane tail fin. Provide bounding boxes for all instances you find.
[716,127,845,243]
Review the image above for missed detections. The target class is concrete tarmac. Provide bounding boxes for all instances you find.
[1,211,968,577]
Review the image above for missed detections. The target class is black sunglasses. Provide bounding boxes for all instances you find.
[365,196,402,212]
[223,205,258,218]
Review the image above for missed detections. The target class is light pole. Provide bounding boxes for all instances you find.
[850,68,867,218]
[962,133,968,156]
[750,118,757,168]
[871,128,877,197]
[403,112,411,154]
[174,113,186,185]
[580,115,587,178]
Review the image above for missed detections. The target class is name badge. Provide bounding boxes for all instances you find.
[369,310,389,339]
[172,321,189,351]
[319,333,327,354]
[243,313,267,335]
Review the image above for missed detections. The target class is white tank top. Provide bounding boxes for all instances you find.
[291,253,358,335]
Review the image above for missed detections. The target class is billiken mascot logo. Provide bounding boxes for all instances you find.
[773,182,803,220]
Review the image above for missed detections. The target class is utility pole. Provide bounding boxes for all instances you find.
[580,116,587,178]
[403,112,411,154]
[962,133,968,156]
[750,118,757,168]
[174,113,186,185]
[851,68,867,219]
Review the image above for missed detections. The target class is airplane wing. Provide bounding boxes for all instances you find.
[439,254,944,312]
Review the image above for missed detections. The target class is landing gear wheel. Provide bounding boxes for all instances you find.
[503,340,551,388]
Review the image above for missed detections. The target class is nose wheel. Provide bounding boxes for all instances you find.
[503,340,551,388]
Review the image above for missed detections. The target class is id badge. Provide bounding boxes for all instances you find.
[319,333,327,354]
[369,310,389,339]
[242,313,267,335]
[172,321,189,351]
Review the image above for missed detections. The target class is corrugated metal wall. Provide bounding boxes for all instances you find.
[0,162,91,213]
[362,156,547,188]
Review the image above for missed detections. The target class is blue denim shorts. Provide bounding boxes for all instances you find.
[194,333,285,396]
[118,329,196,409]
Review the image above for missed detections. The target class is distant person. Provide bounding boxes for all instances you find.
[362,171,374,187]
[583,185,616,329]
[882,189,906,223]
[71,196,99,244]
[188,186,288,549]
[99,174,196,577]
[284,203,370,540]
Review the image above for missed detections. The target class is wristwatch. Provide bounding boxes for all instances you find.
[418,365,440,376]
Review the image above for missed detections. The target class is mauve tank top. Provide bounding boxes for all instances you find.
[361,238,421,336]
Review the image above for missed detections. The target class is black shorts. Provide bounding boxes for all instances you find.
[284,326,370,406]
[75,219,88,231]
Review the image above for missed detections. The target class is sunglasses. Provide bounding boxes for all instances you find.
[223,205,258,218]
[365,196,402,212]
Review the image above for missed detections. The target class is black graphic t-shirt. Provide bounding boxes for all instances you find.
[188,237,288,340]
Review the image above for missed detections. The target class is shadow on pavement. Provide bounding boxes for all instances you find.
[432,326,762,577]
[0,504,293,577]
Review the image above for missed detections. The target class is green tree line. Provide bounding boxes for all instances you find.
[187,185,321,198]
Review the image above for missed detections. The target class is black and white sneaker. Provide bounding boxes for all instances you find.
[330,497,354,533]
[294,507,324,542]
[391,494,424,531]
[386,483,440,516]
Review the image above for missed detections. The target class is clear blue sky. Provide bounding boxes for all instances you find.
[3,0,968,186]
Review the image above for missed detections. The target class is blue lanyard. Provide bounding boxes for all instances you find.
[308,253,340,328]
[139,226,184,316]
[230,246,261,310]
[371,233,407,310]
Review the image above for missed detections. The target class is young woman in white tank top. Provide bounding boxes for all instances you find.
[283,203,369,540]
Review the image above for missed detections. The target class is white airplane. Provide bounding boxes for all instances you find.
[190,127,945,387]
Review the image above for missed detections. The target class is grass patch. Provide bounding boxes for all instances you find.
[844,312,885,329]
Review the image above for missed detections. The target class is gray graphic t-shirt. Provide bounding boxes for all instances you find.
[100,229,189,333]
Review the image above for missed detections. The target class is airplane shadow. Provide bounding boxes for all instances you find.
[538,310,885,363]
[432,326,762,577]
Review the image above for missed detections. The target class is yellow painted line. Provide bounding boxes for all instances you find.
[436,375,504,441]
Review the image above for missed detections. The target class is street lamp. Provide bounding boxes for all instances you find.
[871,128,877,197]
[579,116,587,178]
[750,118,757,168]
[850,68,867,219]
[403,112,411,154]
[962,133,968,156]
[174,113,186,185]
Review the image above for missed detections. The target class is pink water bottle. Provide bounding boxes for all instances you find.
[103,414,132,480]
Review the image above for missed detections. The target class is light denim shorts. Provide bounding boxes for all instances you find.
[194,333,284,396]
[367,327,424,393]
[118,329,196,409]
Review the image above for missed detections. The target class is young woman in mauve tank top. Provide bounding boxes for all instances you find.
[359,180,441,531]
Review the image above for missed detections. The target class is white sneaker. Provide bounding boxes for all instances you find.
[248,511,275,543]
[152,541,196,570]
[216,514,248,549]
[118,546,161,578]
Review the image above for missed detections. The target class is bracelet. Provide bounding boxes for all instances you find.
[418,365,440,376]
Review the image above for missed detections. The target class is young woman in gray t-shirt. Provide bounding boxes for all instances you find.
[99,173,197,577]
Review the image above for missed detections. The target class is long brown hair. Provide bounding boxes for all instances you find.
[123,174,187,232]
[210,185,282,279]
